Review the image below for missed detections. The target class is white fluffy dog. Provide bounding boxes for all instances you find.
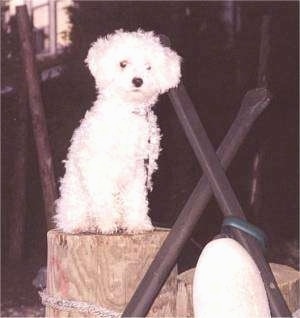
[54,29,181,234]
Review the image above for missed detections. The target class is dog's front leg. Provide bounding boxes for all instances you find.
[120,167,153,233]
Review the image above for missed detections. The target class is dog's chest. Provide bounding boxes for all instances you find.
[81,108,154,160]
[117,112,151,151]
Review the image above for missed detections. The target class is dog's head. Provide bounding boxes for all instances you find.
[86,29,181,104]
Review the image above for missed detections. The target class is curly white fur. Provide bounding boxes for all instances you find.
[54,29,181,234]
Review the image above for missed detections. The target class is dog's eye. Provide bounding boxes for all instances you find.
[120,60,127,68]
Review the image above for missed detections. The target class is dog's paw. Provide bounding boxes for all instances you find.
[124,218,154,234]
[96,227,119,235]
[92,221,119,235]
[60,225,89,234]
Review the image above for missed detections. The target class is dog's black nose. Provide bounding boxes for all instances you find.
[132,77,143,88]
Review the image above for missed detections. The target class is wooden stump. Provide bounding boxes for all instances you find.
[270,263,300,313]
[176,263,300,317]
[46,229,177,317]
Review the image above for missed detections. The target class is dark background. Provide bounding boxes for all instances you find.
[1,1,299,314]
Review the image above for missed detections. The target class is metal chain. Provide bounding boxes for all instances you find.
[39,290,121,318]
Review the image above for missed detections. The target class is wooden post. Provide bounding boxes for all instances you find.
[16,5,58,229]
[176,264,300,317]
[8,75,28,261]
[46,229,178,317]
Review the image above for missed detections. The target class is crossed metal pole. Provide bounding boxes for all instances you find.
[122,83,291,317]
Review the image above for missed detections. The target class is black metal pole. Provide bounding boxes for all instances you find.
[169,84,291,317]
[122,87,271,317]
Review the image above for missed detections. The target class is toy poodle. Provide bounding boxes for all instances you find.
[54,29,181,234]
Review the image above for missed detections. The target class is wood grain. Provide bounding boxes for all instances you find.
[46,229,177,317]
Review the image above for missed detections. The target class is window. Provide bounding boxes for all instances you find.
[9,0,72,56]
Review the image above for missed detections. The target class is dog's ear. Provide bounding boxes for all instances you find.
[85,37,109,85]
[155,46,182,94]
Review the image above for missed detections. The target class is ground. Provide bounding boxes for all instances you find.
[1,256,45,317]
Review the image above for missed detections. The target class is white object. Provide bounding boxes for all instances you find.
[54,29,181,234]
[193,238,271,318]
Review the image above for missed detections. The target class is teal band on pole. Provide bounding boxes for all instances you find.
[222,216,268,251]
